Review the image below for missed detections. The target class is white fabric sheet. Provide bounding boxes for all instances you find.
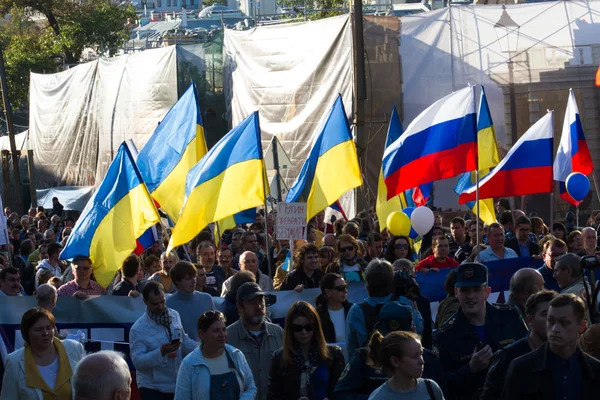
[224,15,355,216]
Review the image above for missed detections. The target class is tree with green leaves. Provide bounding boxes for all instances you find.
[0,0,135,108]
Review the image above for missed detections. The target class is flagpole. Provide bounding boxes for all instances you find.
[475,170,480,255]
[550,183,555,230]
[215,221,222,247]
[592,172,600,209]
[262,168,273,279]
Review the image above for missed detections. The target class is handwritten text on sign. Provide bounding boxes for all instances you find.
[276,202,307,241]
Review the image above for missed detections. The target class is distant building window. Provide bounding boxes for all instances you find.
[157,0,161,6]
[190,0,194,4]
[167,0,171,6]
[182,0,186,7]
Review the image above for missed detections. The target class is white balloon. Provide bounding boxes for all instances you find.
[410,206,434,236]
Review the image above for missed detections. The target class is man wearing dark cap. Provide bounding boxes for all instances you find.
[226,282,283,400]
[332,303,446,399]
[433,263,528,400]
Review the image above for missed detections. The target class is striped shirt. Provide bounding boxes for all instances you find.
[57,280,107,296]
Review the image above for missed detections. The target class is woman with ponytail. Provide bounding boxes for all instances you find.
[367,331,444,399]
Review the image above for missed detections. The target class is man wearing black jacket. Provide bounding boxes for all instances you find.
[481,289,557,399]
[502,293,600,399]
[280,244,325,291]
[505,216,540,257]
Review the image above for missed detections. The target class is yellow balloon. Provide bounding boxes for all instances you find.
[387,211,411,236]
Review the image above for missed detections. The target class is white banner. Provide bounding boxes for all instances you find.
[276,202,307,241]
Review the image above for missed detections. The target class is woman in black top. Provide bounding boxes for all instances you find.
[268,301,345,400]
[315,273,352,344]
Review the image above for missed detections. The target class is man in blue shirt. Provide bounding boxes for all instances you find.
[536,238,567,292]
[502,293,600,399]
[166,261,215,341]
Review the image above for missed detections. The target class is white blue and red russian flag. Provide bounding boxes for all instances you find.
[459,111,555,204]
[382,86,477,199]
[553,89,594,206]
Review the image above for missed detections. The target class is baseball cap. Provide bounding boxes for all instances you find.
[236,282,266,304]
[374,303,413,335]
[455,263,488,288]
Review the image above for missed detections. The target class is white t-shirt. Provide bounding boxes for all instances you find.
[204,352,231,376]
[37,355,59,390]
[328,308,347,343]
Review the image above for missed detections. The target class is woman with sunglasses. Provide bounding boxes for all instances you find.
[326,234,367,283]
[268,301,345,400]
[384,235,414,264]
[175,310,257,400]
[367,331,444,399]
[315,273,352,345]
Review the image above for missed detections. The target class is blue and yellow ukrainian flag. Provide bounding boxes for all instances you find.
[167,112,266,252]
[60,143,160,287]
[454,86,500,225]
[285,94,362,221]
[217,208,257,242]
[137,83,207,223]
[377,106,404,231]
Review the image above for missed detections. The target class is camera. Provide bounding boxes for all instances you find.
[580,255,600,270]
[393,269,420,299]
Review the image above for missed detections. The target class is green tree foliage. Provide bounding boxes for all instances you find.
[0,0,135,108]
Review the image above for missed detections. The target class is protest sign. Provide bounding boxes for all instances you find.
[276,202,307,241]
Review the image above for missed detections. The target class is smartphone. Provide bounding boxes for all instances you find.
[171,338,181,345]
[476,342,486,351]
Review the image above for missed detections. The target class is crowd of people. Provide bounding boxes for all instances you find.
[1,198,600,399]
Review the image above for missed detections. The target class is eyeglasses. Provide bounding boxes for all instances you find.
[333,285,348,292]
[75,267,91,272]
[340,246,354,253]
[291,324,313,333]
[395,244,409,249]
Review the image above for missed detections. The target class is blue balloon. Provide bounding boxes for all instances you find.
[402,207,419,239]
[566,172,590,202]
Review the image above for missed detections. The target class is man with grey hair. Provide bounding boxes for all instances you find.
[553,253,586,296]
[221,251,273,296]
[36,283,57,312]
[73,350,131,400]
[392,258,415,275]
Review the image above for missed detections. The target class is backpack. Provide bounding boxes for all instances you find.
[358,296,425,346]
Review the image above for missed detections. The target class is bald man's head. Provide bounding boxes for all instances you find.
[73,351,131,400]
[510,268,545,307]
[239,251,259,274]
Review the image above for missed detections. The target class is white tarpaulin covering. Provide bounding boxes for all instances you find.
[223,15,356,216]
[400,1,600,210]
[0,131,28,151]
[29,47,177,189]
[36,186,94,211]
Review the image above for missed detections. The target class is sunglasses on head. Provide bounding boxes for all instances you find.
[340,245,354,253]
[204,310,222,318]
[291,324,313,333]
[395,244,409,249]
